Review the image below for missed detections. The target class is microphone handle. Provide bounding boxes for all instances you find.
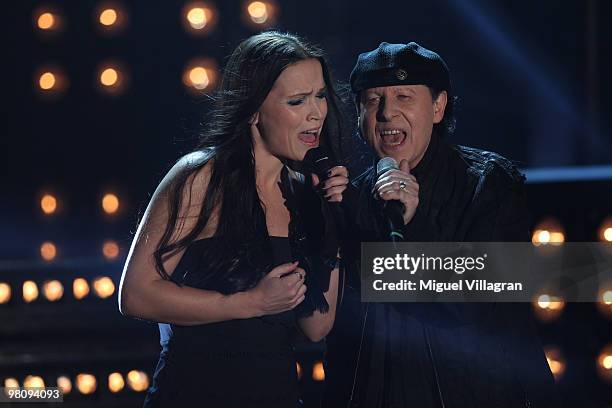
[383,200,405,242]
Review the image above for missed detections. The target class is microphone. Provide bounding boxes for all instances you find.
[303,146,346,237]
[376,157,406,242]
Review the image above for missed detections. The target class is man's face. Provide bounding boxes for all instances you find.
[358,85,447,168]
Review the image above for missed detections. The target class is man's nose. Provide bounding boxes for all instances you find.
[376,97,397,122]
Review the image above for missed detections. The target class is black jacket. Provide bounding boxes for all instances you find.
[324,133,560,408]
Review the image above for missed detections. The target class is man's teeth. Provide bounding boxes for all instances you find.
[380,129,402,135]
[380,129,404,146]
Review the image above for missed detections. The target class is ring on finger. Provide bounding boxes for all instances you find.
[399,180,407,190]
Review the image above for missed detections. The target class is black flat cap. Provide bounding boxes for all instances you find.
[350,42,450,94]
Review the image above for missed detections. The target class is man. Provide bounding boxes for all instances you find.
[324,42,559,407]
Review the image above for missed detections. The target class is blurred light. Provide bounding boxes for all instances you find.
[23,281,39,303]
[599,218,612,242]
[532,219,565,246]
[0,283,11,304]
[40,242,57,261]
[76,374,97,394]
[99,8,117,26]
[23,375,45,388]
[187,7,207,29]
[73,278,90,300]
[597,345,612,382]
[296,362,302,379]
[189,67,209,89]
[57,376,72,394]
[533,293,565,322]
[182,59,218,93]
[39,72,56,90]
[4,377,19,388]
[93,276,115,299]
[103,240,120,260]
[247,1,269,23]
[604,228,612,242]
[544,346,565,381]
[37,12,55,30]
[41,194,57,214]
[43,280,64,302]
[603,290,612,305]
[127,370,149,392]
[100,68,118,86]
[182,2,217,34]
[108,372,125,393]
[102,193,119,214]
[312,361,325,381]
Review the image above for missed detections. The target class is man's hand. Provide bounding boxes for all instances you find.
[373,159,419,224]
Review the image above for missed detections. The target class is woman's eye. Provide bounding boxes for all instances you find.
[288,98,304,106]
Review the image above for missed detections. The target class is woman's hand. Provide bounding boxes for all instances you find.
[248,261,307,316]
[312,166,349,203]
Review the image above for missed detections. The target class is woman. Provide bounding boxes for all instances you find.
[119,31,348,407]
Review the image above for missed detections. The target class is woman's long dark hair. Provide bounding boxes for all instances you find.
[153,31,344,292]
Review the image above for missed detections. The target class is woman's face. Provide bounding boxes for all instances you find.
[254,58,328,162]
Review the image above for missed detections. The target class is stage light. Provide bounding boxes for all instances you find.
[183,59,218,94]
[37,13,55,30]
[23,375,45,388]
[40,242,57,261]
[598,217,612,242]
[40,194,57,214]
[312,361,325,381]
[533,294,565,322]
[102,193,119,214]
[247,1,269,24]
[57,376,72,394]
[73,278,90,300]
[532,219,565,246]
[127,370,149,392]
[103,240,120,260]
[99,8,118,26]
[544,346,565,381]
[93,276,115,298]
[244,0,277,26]
[296,362,302,379]
[100,68,118,86]
[39,72,56,90]
[23,281,39,303]
[0,283,11,304]
[597,345,612,382]
[182,2,217,34]
[108,372,125,393]
[43,280,64,302]
[4,378,19,388]
[76,374,97,394]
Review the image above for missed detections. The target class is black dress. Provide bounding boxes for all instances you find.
[144,237,300,407]
[144,168,338,408]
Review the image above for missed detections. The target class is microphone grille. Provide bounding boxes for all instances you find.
[376,157,398,177]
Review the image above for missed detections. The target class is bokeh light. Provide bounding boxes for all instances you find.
[37,12,55,30]
[57,376,72,394]
[312,361,325,381]
[597,344,612,382]
[182,59,218,94]
[544,346,566,381]
[99,8,118,26]
[40,242,57,261]
[73,278,90,300]
[533,294,565,322]
[39,72,56,90]
[23,375,45,388]
[43,280,64,302]
[182,2,217,34]
[23,281,39,303]
[103,240,120,260]
[0,283,11,304]
[41,194,57,214]
[93,276,115,299]
[532,219,565,246]
[127,370,149,392]
[108,372,125,393]
[76,374,97,394]
[102,193,120,214]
